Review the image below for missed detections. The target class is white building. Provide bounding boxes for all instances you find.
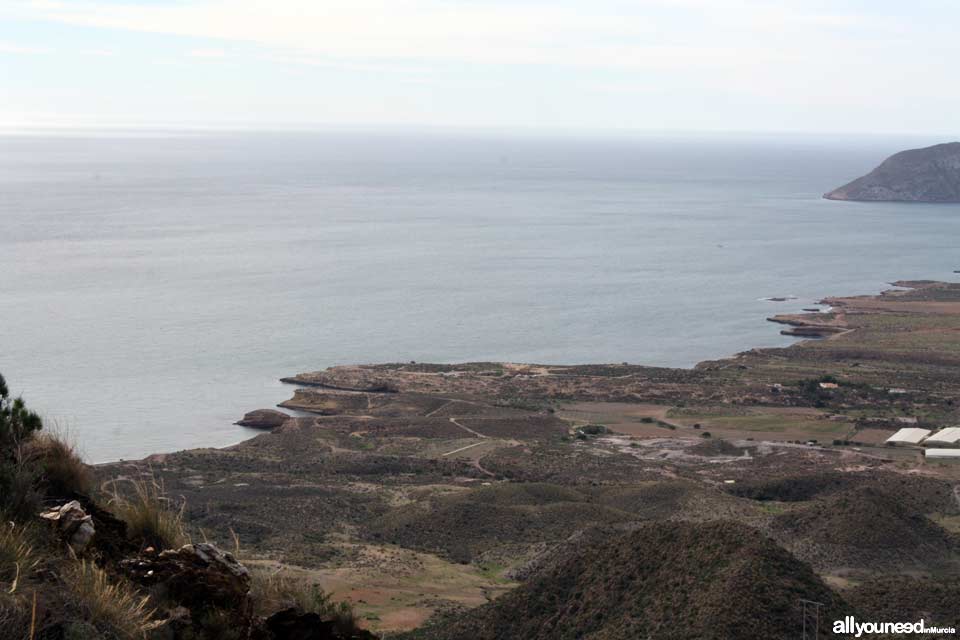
[885,428,931,445]
[924,448,960,460]
[925,427,960,446]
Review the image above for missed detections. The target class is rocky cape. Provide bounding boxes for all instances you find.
[824,142,960,202]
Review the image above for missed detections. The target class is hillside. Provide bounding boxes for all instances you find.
[406,521,855,640]
[824,142,960,202]
[771,485,960,572]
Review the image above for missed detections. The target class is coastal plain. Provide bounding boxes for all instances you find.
[99,281,960,637]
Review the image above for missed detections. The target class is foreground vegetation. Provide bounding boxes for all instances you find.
[0,373,370,639]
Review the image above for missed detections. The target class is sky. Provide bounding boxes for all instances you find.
[1,0,959,135]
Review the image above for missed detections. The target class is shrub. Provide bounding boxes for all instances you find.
[25,432,93,498]
[0,461,41,522]
[249,569,358,632]
[64,560,157,639]
[700,432,712,439]
[577,424,607,436]
[108,473,188,551]
[0,374,42,455]
[0,373,44,521]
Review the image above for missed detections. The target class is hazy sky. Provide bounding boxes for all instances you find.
[1,0,958,134]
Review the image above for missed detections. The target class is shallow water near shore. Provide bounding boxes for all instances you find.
[2,130,959,462]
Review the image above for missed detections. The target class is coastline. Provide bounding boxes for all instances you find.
[95,278,960,634]
[112,277,960,466]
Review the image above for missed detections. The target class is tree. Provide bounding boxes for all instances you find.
[0,373,43,456]
[0,373,43,518]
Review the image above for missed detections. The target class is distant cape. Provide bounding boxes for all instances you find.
[824,142,960,202]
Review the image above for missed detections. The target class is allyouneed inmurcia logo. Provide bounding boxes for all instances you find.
[833,617,957,637]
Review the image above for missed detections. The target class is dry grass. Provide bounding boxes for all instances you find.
[108,473,188,551]
[0,593,32,640]
[24,431,93,498]
[0,523,37,593]
[249,568,358,629]
[64,560,158,639]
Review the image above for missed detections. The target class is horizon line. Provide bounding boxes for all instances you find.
[1,121,957,141]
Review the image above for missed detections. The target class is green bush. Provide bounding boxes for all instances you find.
[0,373,45,520]
[0,462,40,521]
[0,374,42,454]
[577,424,608,436]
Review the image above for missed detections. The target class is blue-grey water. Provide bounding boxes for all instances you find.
[2,130,959,462]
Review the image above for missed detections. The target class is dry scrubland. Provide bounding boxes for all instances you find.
[3,281,958,638]
[87,280,960,638]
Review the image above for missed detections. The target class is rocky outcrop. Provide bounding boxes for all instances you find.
[825,142,960,202]
[39,501,96,553]
[767,312,849,338]
[236,409,291,429]
[121,543,251,610]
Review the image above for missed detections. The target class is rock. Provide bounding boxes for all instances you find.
[120,542,250,610]
[265,609,336,640]
[40,501,95,553]
[236,409,291,429]
[264,608,377,640]
[69,493,138,559]
[780,326,845,337]
[824,142,960,202]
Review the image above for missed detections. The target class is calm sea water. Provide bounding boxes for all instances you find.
[2,130,959,462]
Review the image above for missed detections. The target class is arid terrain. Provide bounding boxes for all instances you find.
[99,280,960,638]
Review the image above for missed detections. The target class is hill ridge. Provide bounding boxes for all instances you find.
[825,141,960,202]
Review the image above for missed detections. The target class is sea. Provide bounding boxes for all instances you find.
[2,129,959,462]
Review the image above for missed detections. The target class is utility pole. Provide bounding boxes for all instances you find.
[800,599,824,640]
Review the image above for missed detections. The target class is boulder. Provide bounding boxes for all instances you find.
[236,409,291,429]
[40,500,95,553]
[121,542,250,610]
